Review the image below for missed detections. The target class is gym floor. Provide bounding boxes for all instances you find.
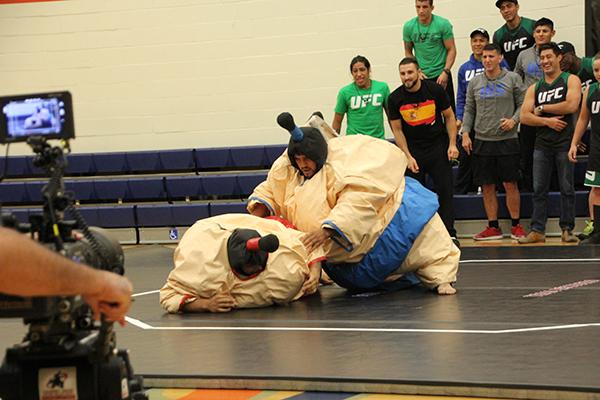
[1,243,599,400]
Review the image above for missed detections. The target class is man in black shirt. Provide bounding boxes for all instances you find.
[388,57,460,243]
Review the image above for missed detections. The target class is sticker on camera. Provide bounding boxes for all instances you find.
[39,367,78,400]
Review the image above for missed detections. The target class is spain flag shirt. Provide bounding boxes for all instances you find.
[388,80,451,149]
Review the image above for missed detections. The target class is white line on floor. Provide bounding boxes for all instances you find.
[132,289,160,297]
[124,317,600,335]
[460,258,600,264]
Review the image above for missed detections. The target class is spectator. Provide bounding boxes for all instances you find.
[493,0,536,70]
[559,41,596,89]
[455,28,509,194]
[568,52,600,244]
[461,43,526,241]
[403,0,457,111]
[387,57,460,244]
[519,42,582,244]
[514,17,556,192]
[332,55,391,139]
[0,227,132,325]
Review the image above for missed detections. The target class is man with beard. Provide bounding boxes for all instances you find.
[387,57,460,245]
[249,112,459,295]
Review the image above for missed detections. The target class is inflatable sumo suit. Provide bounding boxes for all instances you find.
[248,113,459,291]
[160,213,325,313]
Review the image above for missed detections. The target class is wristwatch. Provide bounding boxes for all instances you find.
[443,68,451,76]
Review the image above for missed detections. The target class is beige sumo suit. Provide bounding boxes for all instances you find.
[248,114,459,291]
[160,213,325,313]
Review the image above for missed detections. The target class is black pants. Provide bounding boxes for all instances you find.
[426,72,456,113]
[454,135,477,194]
[518,124,536,192]
[407,142,456,237]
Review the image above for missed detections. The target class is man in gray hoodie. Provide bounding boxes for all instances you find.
[462,43,526,241]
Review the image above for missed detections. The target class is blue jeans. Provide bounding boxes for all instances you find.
[531,148,575,233]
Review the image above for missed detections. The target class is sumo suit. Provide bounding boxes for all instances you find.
[247,113,459,291]
[160,213,325,313]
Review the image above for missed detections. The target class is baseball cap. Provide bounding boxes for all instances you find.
[495,0,518,8]
[470,28,490,40]
[557,41,576,55]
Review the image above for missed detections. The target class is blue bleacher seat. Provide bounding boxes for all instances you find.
[0,182,26,204]
[230,146,266,168]
[66,154,95,175]
[93,179,129,202]
[126,177,166,201]
[165,176,205,200]
[136,204,174,227]
[203,175,239,196]
[171,203,210,226]
[237,173,267,196]
[24,181,46,203]
[96,205,136,228]
[2,207,30,224]
[93,153,128,174]
[209,202,247,216]
[71,207,100,226]
[5,156,30,178]
[195,148,231,169]
[264,144,286,166]
[64,180,95,202]
[159,149,196,172]
[126,151,161,173]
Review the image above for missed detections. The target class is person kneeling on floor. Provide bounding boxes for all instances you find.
[160,214,325,313]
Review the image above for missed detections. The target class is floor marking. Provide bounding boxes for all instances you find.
[124,318,600,335]
[460,258,600,264]
[132,289,160,297]
[523,279,600,298]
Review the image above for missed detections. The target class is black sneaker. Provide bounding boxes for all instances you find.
[580,232,600,245]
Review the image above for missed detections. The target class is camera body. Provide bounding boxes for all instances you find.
[0,92,147,400]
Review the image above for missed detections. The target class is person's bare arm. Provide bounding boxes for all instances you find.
[569,88,591,162]
[0,227,132,324]
[437,38,457,88]
[182,293,236,313]
[520,85,567,131]
[404,41,414,58]
[442,107,459,160]
[537,74,582,115]
[331,112,344,134]
[390,119,419,173]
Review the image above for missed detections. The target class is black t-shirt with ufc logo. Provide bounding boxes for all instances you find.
[493,17,536,70]
[534,72,575,151]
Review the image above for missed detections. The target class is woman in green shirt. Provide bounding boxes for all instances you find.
[332,55,391,139]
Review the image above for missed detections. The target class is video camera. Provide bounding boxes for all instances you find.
[0,91,147,399]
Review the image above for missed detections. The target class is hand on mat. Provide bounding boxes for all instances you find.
[301,262,322,296]
[301,229,331,253]
[206,293,236,313]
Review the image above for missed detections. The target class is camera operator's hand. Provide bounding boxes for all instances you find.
[83,271,133,326]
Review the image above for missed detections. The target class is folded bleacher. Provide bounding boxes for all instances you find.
[0,143,591,243]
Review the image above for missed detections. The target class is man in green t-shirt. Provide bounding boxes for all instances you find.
[558,41,595,89]
[403,0,457,112]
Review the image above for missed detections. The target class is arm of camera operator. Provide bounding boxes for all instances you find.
[0,227,133,325]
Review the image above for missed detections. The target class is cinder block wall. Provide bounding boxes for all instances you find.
[0,0,585,154]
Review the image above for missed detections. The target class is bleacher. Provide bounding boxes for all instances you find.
[0,144,591,243]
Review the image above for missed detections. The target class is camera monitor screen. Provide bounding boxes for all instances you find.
[0,91,74,144]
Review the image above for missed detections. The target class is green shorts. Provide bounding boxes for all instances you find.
[584,170,600,187]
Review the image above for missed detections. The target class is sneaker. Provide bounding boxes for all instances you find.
[580,232,600,245]
[561,230,578,243]
[518,231,546,244]
[510,224,526,239]
[577,220,594,240]
[473,226,503,241]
